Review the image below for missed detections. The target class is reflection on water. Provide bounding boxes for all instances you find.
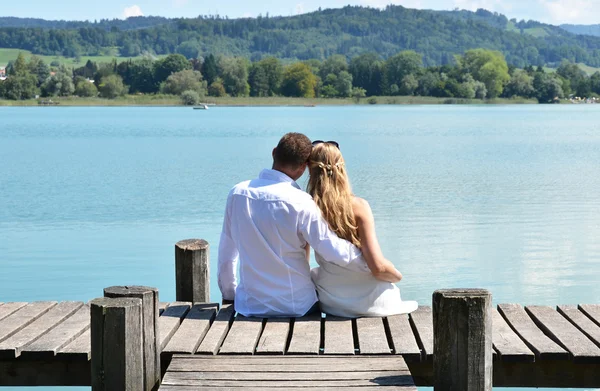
[1,105,600,391]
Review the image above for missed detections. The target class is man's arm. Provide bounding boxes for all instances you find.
[298,203,370,273]
[218,191,239,302]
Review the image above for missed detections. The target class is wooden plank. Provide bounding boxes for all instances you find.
[386,314,421,361]
[196,304,235,355]
[0,302,27,322]
[219,315,264,355]
[498,303,567,360]
[526,305,600,363]
[21,304,90,359]
[323,315,354,355]
[0,302,57,343]
[0,301,83,359]
[579,304,600,328]
[161,377,415,387]
[158,302,191,351]
[170,355,409,364]
[558,305,600,347]
[356,317,390,355]
[160,388,413,391]
[57,329,91,361]
[287,313,321,355]
[168,357,409,372]
[256,318,291,355]
[492,308,535,362]
[409,306,433,360]
[162,370,411,381]
[0,359,91,387]
[163,304,217,354]
[159,302,169,316]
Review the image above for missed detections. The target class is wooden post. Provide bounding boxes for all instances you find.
[433,289,492,391]
[175,239,210,303]
[91,297,143,391]
[104,286,160,391]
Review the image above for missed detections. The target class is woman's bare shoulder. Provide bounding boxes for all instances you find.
[352,197,372,220]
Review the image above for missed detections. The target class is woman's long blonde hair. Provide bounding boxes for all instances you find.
[307,143,361,248]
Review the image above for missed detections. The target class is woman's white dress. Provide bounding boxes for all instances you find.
[311,253,418,318]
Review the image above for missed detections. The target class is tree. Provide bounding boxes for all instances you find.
[11,53,29,76]
[160,69,207,96]
[218,57,250,97]
[458,49,510,98]
[350,53,384,96]
[180,90,201,105]
[128,59,158,93]
[41,72,75,97]
[533,72,564,103]
[503,69,535,98]
[0,73,38,100]
[280,63,317,98]
[352,87,366,103]
[385,51,423,94]
[335,71,353,97]
[177,40,201,59]
[75,80,98,97]
[400,74,418,95]
[318,55,348,80]
[98,74,128,98]
[249,57,283,97]
[208,78,227,97]
[28,56,50,87]
[201,54,219,85]
[154,54,191,83]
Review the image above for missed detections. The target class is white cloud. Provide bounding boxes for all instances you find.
[295,3,305,14]
[123,5,144,18]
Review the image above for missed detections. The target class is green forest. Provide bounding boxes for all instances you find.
[2,6,600,67]
[2,48,599,104]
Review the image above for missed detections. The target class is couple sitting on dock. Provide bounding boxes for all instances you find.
[218,132,418,318]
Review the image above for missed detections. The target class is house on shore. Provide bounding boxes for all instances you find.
[0,67,6,81]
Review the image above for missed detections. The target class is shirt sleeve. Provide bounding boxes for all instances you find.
[298,202,370,273]
[218,191,239,301]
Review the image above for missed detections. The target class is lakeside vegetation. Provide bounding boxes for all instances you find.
[0,48,156,68]
[1,46,598,106]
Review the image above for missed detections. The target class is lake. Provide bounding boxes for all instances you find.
[1,105,600,391]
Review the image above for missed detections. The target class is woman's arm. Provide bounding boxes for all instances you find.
[353,197,403,283]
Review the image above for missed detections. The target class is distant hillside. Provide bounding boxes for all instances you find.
[2,6,600,67]
[0,16,172,30]
[561,24,600,37]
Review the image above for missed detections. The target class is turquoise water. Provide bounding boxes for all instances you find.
[1,105,600,390]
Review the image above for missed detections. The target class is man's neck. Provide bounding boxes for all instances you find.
[272,165,298,181]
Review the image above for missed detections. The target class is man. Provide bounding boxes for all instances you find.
[218,132,370,317]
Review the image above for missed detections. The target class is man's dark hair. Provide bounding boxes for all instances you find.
[273,133,312,168]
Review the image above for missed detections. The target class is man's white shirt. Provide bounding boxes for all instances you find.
[218,169,369,317]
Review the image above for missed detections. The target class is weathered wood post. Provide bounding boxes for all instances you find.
[104,286,160,391]
[91,297,143,391]
[175,239,210,303]
[432,289,492,391]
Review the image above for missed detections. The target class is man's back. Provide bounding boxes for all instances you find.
[218,169,318,317]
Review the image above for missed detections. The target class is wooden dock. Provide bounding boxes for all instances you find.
[2,239,600,389]
[2,300,600,388]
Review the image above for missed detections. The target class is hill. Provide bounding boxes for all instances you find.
[561,24,600,37]
[2,6,600,67]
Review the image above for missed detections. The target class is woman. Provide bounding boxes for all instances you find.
[307,141,418,318]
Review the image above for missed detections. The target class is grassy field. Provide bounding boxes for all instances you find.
[0,95,538,107]
[0,48,153,67]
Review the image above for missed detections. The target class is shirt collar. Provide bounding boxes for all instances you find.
[259,169,301,190]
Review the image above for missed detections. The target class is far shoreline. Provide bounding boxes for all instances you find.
[0,95,547,107]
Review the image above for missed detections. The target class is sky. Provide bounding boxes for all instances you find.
[1,0,599,25]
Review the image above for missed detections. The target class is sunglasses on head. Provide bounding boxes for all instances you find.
[312,140,340,150]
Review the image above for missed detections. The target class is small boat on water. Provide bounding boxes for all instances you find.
[193,104,209,110]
